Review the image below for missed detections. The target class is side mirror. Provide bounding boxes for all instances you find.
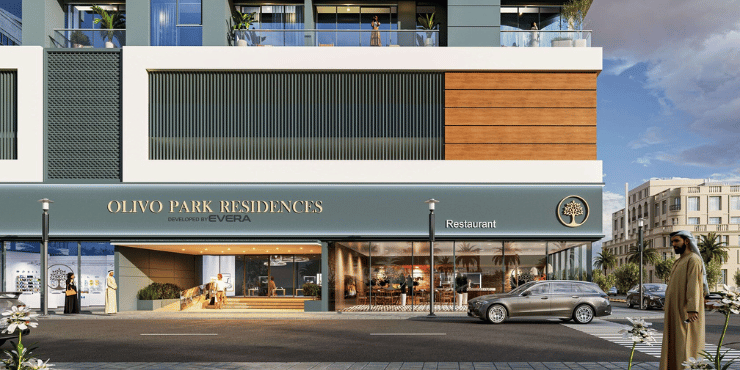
[522,291,531,296]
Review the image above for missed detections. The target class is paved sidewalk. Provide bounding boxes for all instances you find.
[51,362,666,370]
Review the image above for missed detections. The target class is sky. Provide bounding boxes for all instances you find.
[589,0,740,245]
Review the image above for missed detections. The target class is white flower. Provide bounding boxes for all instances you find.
[682,356,712,369]
[620,317,657,345]
[20,358,54,369]
[709,285,740,316]
[1,306,39,334]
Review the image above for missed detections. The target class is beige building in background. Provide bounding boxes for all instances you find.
[604,179,740,288]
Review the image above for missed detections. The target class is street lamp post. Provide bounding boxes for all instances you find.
[38,198,53,316]
[638,218,644,310]
[425,199,439,317]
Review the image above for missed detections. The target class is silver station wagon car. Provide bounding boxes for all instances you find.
[468,280,611,324]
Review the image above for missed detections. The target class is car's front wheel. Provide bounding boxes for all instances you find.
[486,304,507,324]
[627,298,634,308]
[573,304,594,324]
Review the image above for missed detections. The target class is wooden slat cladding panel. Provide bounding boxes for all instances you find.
[445,126,596,144]
[446,72,597,90]
[445,108,595,126]
[446,144,596,160]
[443,72,597,160]
[446,90,596,108]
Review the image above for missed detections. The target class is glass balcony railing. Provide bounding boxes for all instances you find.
[52,29,126,49]
[232,29,438,47]
[500,30,592,48]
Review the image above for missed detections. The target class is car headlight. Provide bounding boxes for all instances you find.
[473,301,486,309]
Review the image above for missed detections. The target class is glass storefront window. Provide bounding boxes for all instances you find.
[4,242,41,308]
[151,0,202,46]
[80,242,114,307]
[330,240,592,312]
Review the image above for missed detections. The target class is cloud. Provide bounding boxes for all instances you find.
[706,169,740,183]
[601,190,625,242]
[628,126,667,149]
[634,157,651,166]
[589,0,740,167]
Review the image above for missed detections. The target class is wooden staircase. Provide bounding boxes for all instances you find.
[203,297,314,310]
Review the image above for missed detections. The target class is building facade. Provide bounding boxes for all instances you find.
[604,179,740,287]
[0,0,602,312]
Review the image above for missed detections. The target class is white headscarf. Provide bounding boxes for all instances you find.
[671,230,709,296]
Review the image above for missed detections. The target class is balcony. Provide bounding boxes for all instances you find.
[669,204,681,211]
[232,29,438,47]
[52,29,125,49]
[500,30,592,48]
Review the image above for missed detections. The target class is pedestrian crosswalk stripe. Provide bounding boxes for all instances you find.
[563,320,740,361]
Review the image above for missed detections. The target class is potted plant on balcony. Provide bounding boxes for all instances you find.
[92,5,125,48]
[560,0,592,47]
[70,30,90,48]
[417,12,438,47]
[231,10,258,46]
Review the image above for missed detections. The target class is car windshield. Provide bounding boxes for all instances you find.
[646,284,667,292]
[509,281,538,295]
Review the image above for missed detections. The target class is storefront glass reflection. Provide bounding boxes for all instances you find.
[329,240,592,312]
[2,241,114,309]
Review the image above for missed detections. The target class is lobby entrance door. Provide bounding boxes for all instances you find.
[235,254,321,297]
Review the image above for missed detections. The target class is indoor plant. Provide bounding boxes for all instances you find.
[417,13,438,46]
[92,5,125,48]
[231,10,258,46]
[69,30,90,48]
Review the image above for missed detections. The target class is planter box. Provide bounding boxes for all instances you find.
[303,299,323,312]
[137,298,179,311]
[552,39,573,47]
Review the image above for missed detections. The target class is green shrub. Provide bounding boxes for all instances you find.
[137,282,182,300]
[734,270,740,287]
[614,263,645,294]
[591,270,615,292]
[706,260,722,290]
[302,282,321,298]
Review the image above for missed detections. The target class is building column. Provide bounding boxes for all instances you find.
[321,241,329,311]
[304,0,314,46]
[126,1,150,46]
[21,0,64,47]
[447,0,500,47]
[203,0,232,46]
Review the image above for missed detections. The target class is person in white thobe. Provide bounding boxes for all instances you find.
[105,271,117,314]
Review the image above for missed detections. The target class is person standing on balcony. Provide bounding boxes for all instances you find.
[371,16,381,46]
[529,22,539,47]
[660,230,708,370]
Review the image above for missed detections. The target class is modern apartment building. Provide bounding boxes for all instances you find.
[0,0,602,312]
[604,179,740,287]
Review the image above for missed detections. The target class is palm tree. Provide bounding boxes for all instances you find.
[627,241,661,266]
[492,242,521,291]
[698,232,729,264]
[593,249,617,275]
[455,242,481,272]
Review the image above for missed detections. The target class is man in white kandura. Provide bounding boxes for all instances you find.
[105,270,118,314]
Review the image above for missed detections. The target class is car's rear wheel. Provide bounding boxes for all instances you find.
[573,304,594,324]
[486,304,507,324]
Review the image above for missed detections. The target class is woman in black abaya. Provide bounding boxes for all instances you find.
[64,272,80,314]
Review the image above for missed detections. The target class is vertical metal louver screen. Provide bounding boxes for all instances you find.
[0,70,16,159]
[46,51,121,180]
[149,71,444,160]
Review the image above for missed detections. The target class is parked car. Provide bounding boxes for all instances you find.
[467,280,611,324]
[607,286,618,296]
[626,284,666,309]
[0,292,30,346]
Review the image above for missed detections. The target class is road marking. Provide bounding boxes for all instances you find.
[370,333,446,336]
[140,334,219,336]
[563,320,740,360]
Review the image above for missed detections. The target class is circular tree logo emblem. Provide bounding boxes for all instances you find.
[49,264,74,291]
[557,195,590,228]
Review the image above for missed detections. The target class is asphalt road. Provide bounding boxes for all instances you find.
[630,311,740,350]
[20,317,656,363]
